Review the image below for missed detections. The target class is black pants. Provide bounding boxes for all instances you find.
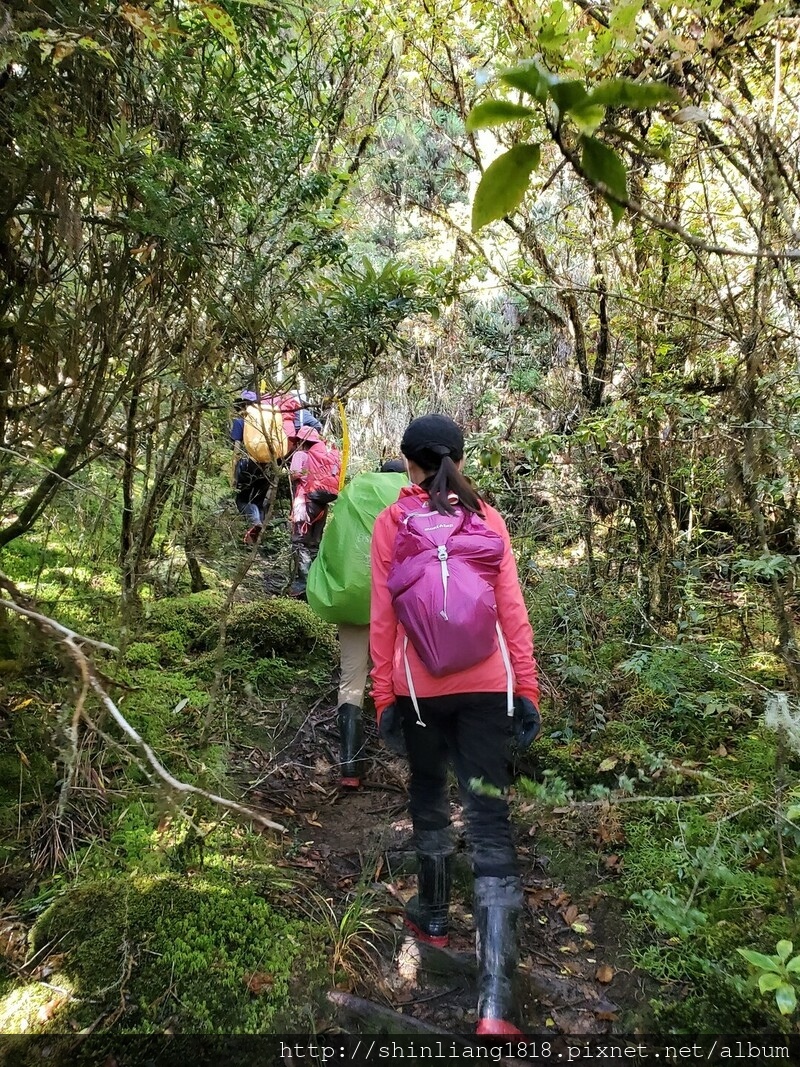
[290,489,337,580]
[235,459,272,526]
[397,692,517,879]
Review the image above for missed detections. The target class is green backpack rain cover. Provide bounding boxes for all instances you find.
[307,472,406,626]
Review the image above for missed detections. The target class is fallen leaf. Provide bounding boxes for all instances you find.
[598,757,618,772]
[243,971,274,996]
[595,964,615,984]
[37,995,68,1023]
[563,904,579,925]
[595,1010,619,1022]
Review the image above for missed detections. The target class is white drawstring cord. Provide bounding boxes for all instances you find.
[496,624,514,716]
[438,545,449,619]
[403,635,425,726]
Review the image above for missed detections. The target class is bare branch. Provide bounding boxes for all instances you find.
[0,577,286,834]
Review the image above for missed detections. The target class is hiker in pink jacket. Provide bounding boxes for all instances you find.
[369,414,540,1037]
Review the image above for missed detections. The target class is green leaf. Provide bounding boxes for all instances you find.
[580,136,627,223]
[569,101,607,135]
[198,3,241,50]
[609,0,644,35]
[759,972,783,992]
[775,983,797,1016]
[499,61,554,103]
[751,1,781,32]
[586,79,680,108]
[777,940,794,961]
[471,144,541,232]
[606,125,670,162]
[786,804,800,822]
[466,101,538,131]
[550,80,588,113]
[737,949,783,973]
[630,889,706,937]
[785,956,800,974]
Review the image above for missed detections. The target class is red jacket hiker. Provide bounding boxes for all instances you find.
[369,482,539,717]
[367,413,541,1038]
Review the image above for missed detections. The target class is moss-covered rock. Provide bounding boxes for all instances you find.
[142,591,224,645]
[125,642,161,669]
[118,667,210,749]
[28,870,326,1034]
[156,629,187,665]
[199,598,337,665]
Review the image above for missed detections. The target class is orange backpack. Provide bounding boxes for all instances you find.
[242,400,293,463]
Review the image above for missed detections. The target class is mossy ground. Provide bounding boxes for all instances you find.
[0,528,335,1037]
[23,864,324,1034]
[2,509,799,1037]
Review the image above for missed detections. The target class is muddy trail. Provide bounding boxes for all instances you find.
[232,696,643,1039]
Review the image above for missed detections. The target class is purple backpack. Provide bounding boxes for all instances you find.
[387,497,505,677]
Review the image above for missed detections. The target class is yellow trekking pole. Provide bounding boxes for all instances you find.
[337,398,349,491]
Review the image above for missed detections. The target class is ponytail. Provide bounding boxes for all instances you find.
[426,455,484,517]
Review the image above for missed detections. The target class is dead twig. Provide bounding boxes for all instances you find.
[0,577,286,834]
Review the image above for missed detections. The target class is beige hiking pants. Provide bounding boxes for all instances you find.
[337,623,371,709]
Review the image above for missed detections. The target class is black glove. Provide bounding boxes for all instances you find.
[512,696,541,750]
[378,703,406,757]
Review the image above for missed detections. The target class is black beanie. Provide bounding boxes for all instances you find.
[401,414,464,466]
[379,457,406,473]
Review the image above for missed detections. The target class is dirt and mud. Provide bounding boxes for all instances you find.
[235,698,647,1039]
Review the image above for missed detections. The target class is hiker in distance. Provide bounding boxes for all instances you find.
[369,414,541,1037]
[230,389,324,545]
[230,391,273,545]
[288,425,341,598]
[306,459,406,788]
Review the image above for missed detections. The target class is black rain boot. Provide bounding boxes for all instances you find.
[474,875,524,1036]
[337,703,365,788]
[404,828,454,948]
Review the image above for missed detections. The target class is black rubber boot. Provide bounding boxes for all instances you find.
[404,828,454,947]
[337,703,365,788]
[474,875,524,1036]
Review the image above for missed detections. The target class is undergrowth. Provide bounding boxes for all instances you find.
[0,522,339,1036]
[519,561,800,1033]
